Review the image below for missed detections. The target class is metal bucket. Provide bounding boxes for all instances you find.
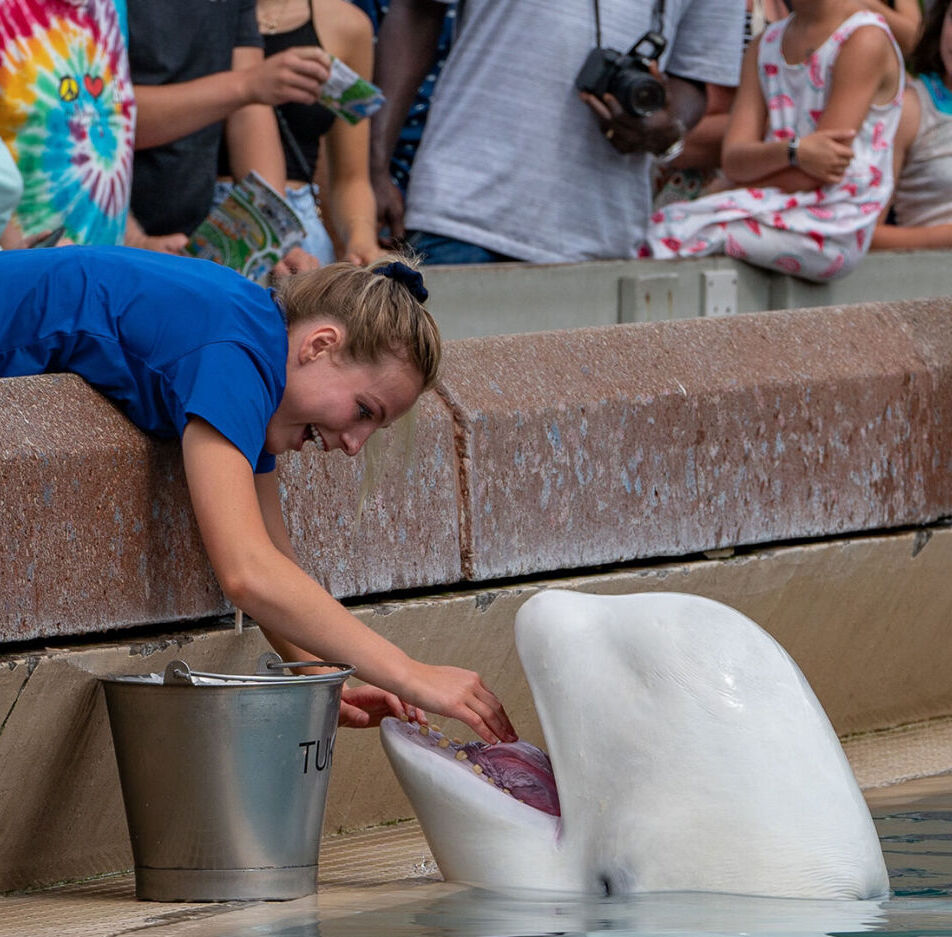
[101,653,354,901]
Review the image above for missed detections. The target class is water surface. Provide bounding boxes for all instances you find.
[221,780,952,937]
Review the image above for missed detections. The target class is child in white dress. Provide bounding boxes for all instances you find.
[643,0,903,281]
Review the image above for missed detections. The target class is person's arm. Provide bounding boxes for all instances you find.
[182,418,516,743]
[224,49,320,276]
[670,83,736,170]
[369,0,448,241]
[133,46,331,150]
[253,470,415,728]
[869,85,945,250]
[226,46,287,191]
[320,3,382,264]
[854,0,921,57]
[871,221,952,249]
[723,26,897,191]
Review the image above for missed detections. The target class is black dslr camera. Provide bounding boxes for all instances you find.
[575,31,667,117]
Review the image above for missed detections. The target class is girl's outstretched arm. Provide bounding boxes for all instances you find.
[253,468,420,728]
[182,417,517,743]
[254,472,418,729]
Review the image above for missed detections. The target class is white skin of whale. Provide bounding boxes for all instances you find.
[380,590,889,899]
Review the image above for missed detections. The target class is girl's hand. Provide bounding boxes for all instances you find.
[339,684,423,728]
[402,661,518,745]
[797,129,855,185]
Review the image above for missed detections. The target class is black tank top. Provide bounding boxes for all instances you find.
[265,11,336,182]
[218,0,334,182]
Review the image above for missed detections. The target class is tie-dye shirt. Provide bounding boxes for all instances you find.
[0,0,135,245]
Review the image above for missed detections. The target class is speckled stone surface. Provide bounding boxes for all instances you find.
[0,376,459,642]
[440,300,952,580]
[279,391,461,598]
[3,299,952,641]
[0,374,221,642]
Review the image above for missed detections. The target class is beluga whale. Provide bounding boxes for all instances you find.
[380,590,889,899]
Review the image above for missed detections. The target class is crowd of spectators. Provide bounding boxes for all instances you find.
[0,0,946,283]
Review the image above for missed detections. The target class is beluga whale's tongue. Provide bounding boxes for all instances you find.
[385,719,560,816]
[463,739,561,816]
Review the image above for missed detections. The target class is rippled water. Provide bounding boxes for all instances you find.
[238,782,952,937]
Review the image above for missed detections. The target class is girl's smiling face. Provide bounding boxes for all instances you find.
[265,320,423,457]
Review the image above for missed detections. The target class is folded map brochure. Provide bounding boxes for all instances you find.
[184,171,305,284]
[321,56,385,125]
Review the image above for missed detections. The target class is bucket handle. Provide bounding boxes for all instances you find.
[163,658,355,685]
[255,651,355,675]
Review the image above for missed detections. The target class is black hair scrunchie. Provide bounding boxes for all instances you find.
[375,261,429,303]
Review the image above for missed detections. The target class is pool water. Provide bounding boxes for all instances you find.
[228,781,952,937]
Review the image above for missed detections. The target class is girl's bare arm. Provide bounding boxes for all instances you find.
[724,25,898,191]
[317,2,381,264]
[182,417,516,742]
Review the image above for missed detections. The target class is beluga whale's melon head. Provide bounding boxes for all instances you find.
[380,590,889,899]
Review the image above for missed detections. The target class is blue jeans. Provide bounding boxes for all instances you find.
[407,230,519,265]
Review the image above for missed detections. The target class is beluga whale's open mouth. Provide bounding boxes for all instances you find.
[380,590,890,900]
[382,722,561,815]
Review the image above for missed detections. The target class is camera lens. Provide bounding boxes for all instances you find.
[613,72,666,117]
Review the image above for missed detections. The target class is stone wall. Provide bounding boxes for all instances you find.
[3,298,951,642]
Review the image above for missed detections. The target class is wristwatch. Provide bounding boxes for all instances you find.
[787,135,800,167]
[657,136,685,165]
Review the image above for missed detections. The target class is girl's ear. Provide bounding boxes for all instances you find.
[298,322,345,364]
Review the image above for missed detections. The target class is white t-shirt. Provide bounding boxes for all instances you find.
[405,0,745,263]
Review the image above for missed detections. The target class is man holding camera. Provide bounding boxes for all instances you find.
[370,0,744,265]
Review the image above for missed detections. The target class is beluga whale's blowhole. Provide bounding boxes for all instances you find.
[380,589,890,900]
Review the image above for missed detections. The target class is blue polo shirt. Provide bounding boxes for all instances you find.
[0,246,288,473]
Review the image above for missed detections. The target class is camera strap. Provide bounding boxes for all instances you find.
[592,0,666,48]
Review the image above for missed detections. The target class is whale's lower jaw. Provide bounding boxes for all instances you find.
[381,591,890,899]
[379,718,578,893]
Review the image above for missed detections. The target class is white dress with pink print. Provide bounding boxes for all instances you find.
[643,11,903,281]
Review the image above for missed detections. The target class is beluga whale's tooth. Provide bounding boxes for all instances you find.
[380,590,890,900]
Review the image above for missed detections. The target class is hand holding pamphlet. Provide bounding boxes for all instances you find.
[184,171,305,284]
[319,56,385,125]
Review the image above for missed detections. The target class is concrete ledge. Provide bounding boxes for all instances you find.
[3,298,952,641]
[0,375,220,642]
[0,378,459,642]
[442,300,952,579]
[423,251,952,339]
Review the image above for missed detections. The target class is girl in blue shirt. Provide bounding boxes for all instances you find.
[0,245,516,744]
